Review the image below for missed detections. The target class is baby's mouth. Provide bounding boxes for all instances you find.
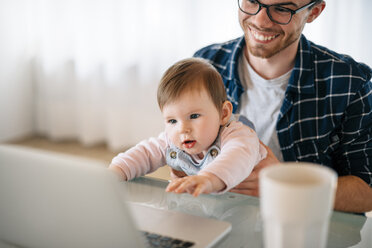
[182,140,196,149]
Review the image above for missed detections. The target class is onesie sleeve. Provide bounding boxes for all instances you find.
[109,132,168,180]
[199,121,267,193]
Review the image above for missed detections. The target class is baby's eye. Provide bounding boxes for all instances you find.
[190,114,200,119]
[168,119,177,124]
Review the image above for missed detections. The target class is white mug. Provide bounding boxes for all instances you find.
[260,162,337,248]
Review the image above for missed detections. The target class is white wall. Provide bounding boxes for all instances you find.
[0,0,34,142]
[303,0,372,66]
[0,0,371,146]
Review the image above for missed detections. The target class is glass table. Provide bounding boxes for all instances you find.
[123,177,371,248]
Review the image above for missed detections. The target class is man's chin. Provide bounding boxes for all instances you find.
[246,35,300,60]
[248,43,296,59]
[248,48,277,59]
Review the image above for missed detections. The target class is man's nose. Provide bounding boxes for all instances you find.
[253,7,273,26]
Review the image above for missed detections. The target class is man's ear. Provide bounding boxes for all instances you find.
[307,1,326,23]
[221,101,233,125]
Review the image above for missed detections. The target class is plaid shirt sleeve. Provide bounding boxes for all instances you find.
[336,81,372,185]
[277,37,372,187]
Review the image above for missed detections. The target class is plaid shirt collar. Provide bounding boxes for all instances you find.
[218,36,245,82]
[222,35,316,96]
[289,35,316,94]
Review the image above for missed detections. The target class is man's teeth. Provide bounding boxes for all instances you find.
[252,31,277,41]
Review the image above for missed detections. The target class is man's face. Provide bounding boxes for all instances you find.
[239,0,313,59]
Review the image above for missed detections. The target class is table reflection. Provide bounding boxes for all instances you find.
[122,177,369,248]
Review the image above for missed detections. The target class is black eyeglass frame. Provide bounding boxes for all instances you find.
[238,0,318,25]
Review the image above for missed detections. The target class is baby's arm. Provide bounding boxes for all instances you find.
[197,122,267,193]
[165,172,226,197]
[109,133,167,181]
[109,166,128,180]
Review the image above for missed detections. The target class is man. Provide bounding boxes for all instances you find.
[191,0,372,213]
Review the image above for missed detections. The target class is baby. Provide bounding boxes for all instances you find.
[109,57,266,196]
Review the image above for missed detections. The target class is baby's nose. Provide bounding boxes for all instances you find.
[179,122,191,133]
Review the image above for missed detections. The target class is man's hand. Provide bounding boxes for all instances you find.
[229,142,279,196]
[166,172,225,197]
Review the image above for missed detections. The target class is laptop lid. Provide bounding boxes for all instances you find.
[0,145,232,248]
[0,145,145,248]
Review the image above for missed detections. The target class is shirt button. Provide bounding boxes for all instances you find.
[170,151,177,159]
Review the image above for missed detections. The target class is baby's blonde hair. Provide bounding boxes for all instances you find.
[157,58,227,111]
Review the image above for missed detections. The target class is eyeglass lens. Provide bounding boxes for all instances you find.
[238,0,294,24]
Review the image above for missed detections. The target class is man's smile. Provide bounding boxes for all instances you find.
[249,25,280,43]
[251,29,279,42]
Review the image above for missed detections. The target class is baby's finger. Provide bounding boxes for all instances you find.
[166,179,184,192]
[174,179,197,193]
[192,183,206,197]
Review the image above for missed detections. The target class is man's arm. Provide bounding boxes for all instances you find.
[335,176,372,213]
[333,81,372,213]
[230,144,372,213]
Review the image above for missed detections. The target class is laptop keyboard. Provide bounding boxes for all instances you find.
[142,231,195,248]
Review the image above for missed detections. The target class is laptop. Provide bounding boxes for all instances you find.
[0,145,231,248]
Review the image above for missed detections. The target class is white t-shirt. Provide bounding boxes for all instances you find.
[237,54,292,162]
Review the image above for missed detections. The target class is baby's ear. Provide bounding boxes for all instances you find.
[221,101,233,125]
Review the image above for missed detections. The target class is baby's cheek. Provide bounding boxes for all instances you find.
[166,131,179,146]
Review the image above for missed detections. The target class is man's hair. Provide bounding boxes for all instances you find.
[157,57,227,111]
[312,0,324,6]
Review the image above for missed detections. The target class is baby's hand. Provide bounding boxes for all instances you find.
[165,173,225,197]
[108,165,128,181]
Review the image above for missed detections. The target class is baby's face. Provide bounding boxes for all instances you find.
[162,88,222,159]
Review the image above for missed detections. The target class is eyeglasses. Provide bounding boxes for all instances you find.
[238,0,317,25]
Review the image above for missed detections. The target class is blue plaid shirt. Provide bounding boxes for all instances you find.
[194,35,372,186]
